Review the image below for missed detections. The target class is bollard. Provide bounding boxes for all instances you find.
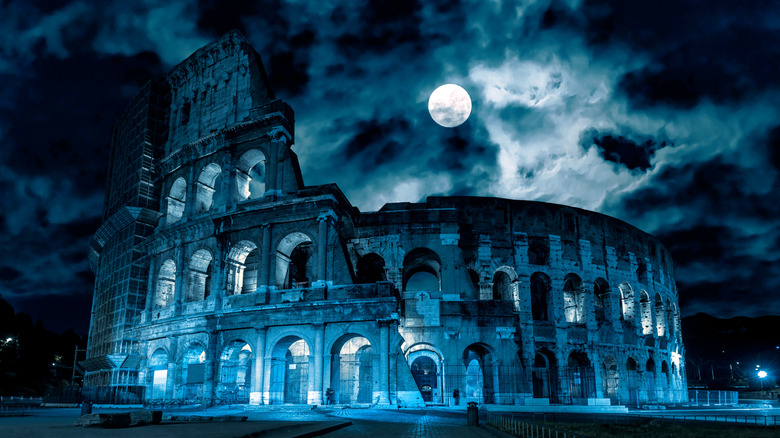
[467,401,479,426]
[81,400,92,416]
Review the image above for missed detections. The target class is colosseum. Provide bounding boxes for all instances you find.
[84,31,686,409]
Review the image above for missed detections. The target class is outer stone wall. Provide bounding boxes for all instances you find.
[85,32,686,408]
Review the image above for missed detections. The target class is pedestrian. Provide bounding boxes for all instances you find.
[326,387,335,405]
[453,388,460,406]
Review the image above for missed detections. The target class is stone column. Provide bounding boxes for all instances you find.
[203,331,219,406]
[250,327,267,405]
[377,321,391,404]
[316,215,330,285]
[309,323,325,404]
[144,260,157,322]
[173,241,186,315]
[221,154,233,212]
[260,224,271,299]
[184,163,196,219]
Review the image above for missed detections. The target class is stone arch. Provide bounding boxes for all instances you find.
[155,259,176,308]
[593,277,610,324]
[672,303,681,340]
[646,358,657,402]
[566,351,595,401]
[226,240,259,295]
[356,253,386,284]
[661,360,671,392]
[654,294,666,337]
[186,249,213,302]
[269,335,311,404]
[235,149,267,200]
[530,272,551,321]
[165,177,187,225]
[218,340,252,404]
[563,273,585,324]
[149,348,169,399]
[407,346,444,404]
[532,348,557,400]
[639,290,653,335]
[626,357,639,405]
[666,298,675,338]
[462,343,496,404]
[180,342,206,401]
[403,247,442,291]
[492,266,518,303]
[601,355,619,403]
[276,232,314,289]
[619,282,635,321]
[194,163,223,213]
[329,334,374,404]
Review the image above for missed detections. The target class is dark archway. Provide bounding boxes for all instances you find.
[356,253,386,284]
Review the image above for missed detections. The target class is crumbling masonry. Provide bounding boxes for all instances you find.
[85,31,686,407]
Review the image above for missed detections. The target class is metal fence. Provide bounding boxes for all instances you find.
[487,412,589,438]
[688,389,739,406]
[46,386,146,405]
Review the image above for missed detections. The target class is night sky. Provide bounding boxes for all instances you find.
[1,0,779,334]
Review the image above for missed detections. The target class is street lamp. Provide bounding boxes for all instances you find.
[758,370,767,391]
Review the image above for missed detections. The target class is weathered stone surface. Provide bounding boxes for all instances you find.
[128,410,162,426]
[75,413,131,428]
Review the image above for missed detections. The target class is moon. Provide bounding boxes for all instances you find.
[428,84,472,128]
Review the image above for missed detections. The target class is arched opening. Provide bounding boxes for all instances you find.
[639,291,653,335]
[403,248,442,291]
[226,241,259,296]
[626,357,639,405]
[218,340,252,404]
[654,294,666,337]
[601,356,619,403]
[155,259,176,308]
[195,163,223,213]
[619,282,635,321]
[236,149,267,201]
[463,344,494,404]
[661,360,670,401]
[149,348,169,400]
[165,177,187,225]
[532,349,557,401]
[186,250,213,302]
[465,268,480,300]
[276,232,314,289]
[566,352,595,403]
[269,336,310,404]
[593,278,610,324]
[356,253,386,283]
[563,273,585,324]
[410,356,437,403]
[181,343,206,402]
[330,335,373,404]
[531,272,550,321]
[646,358,657,403]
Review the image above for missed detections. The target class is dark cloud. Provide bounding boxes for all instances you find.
[0,267,23,282]
[581,129,670,171]
[334,0,424,57]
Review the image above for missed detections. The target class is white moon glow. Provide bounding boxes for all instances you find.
[428,84,472,128]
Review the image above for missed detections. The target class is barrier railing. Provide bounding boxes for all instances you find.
[688,390,739,406]
[486,412,588,438]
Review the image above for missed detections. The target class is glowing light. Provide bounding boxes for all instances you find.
[758,370,767,378]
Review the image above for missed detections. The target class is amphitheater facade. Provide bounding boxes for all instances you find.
[85,31,686,408]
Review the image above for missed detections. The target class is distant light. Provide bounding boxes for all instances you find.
[5,338,11,343]
[758,370,768,379]
[736,362,740,365]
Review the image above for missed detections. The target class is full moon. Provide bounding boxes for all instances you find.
[428,84,472,128]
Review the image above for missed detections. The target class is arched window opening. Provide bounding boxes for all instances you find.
[181,343,206,402]
[186,250,213,302]
[276,232,314,289]
[531,272,551,321]
[563,273,585,324]
[639,291,653,335]
[646,358,657,402]
[330,335,373,404]
[149,348,169,400]
[166,177,187,225]
[194,163,223,213]
[619,282,635,321]
[356,253,386,284]
[601,356,619,403]
[236,149,267,201]
[463,344,494,404]
[594,278,610,324]
[626,357,639,405]
[403,248,442,291]
[566,352,595,402]
[654,294,666,337]
[155,259,176,308]
[532,349,557,401]
[528,238,549,265]
[218,341,251,404]
[410,356,437,403]
[226,241,259,296]
[269,336,310,404]
[492,271,513,301]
